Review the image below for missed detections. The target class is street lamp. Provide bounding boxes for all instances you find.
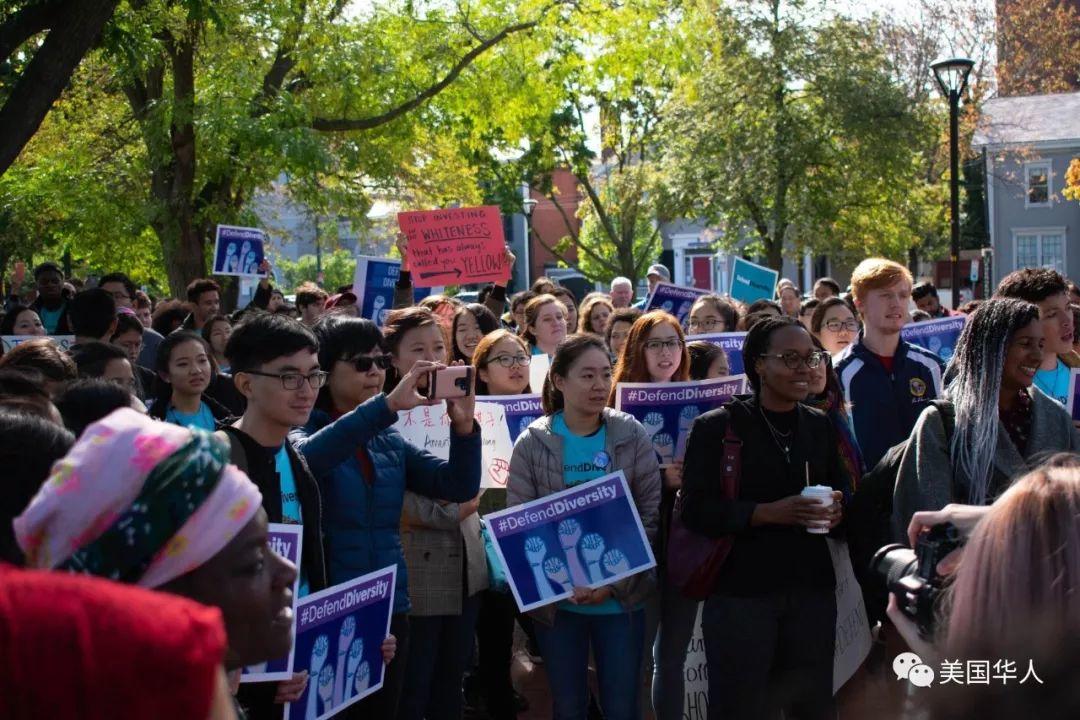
[931,56,975,310]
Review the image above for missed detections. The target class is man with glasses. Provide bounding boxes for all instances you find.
[217,312,333,712]
[835,258,943,469]
[99,272,164,368]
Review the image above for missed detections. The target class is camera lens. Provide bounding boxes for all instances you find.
[870,544,918,590]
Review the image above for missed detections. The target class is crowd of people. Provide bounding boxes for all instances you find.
[1,249,1079,720]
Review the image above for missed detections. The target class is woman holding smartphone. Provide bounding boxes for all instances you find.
[380,307,490,720]
[289,312,481,718]
[508,333,661,720]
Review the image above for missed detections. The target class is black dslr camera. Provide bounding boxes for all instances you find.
[871,523,962,638]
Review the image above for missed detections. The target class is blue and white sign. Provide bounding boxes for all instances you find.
[644,282,709,326]
[729,257,778,305]
[213,225,266,277]
[482,394,544,444]
[242,524,303,683]
[900,315,966,363]
[615,376,747,464]
[284,565,396,720]
[1066,369,1080,424]
[686,331,747,376]
[2,335,75,354]
[351,256,434,327]
[484,471,656,613]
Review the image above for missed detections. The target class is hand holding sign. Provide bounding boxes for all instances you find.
[397,206,509,287]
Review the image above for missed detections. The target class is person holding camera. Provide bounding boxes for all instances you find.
[892,298,1080,537]
[680,315,849,720]
[290,310,483,718]
[886,459,1080,665]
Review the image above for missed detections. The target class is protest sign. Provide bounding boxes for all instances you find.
[685,332,747,376]
[350,256,434,327]
[481,393,544,443]
[392,401,514,489]
[529,352,551,394]
[2,335,75,354]
[484,471,656,613]
[614,375,747,465]
[900,315,966,363]
[643,282,709,326]
[728,257,778,304]
[1066,369,1080,423]
[284,565,396,720]
[242,524,303,683]
[682,606,708,720]
[830,538,872,692]
[397,206,509,288]
[213,225,266,277]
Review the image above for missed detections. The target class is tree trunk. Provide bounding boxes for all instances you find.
[0,0,121,176]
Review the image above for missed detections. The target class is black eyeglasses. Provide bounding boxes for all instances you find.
[486,354,531,368]
[344,354,393,372]
[762,350,827,370]
[824,319,859,333]
[241,369,329,390]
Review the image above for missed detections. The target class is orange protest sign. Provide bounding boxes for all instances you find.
[397,206,509,287]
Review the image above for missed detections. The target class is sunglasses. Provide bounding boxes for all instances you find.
[345,354,393,372]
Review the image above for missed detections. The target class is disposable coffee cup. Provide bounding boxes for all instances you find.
[801,484,833,534]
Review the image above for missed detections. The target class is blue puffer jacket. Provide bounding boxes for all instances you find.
[289,394,481,615]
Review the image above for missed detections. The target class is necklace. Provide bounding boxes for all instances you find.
[758,406,794,464]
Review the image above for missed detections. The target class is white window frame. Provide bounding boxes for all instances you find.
[1011,226,1067,274]
[1023,159,1053,209]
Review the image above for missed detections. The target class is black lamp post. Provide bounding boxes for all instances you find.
[931,56,975,310]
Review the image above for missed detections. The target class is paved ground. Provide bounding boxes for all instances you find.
[507,629,914,720]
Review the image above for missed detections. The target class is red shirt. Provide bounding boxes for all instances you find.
[876,354,895,374]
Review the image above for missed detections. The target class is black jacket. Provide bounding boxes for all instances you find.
[680,394,850,596]
[217,423,329,593]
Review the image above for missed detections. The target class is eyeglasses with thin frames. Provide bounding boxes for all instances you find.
[762,351,827,370]
[687,318,722,332]
[644,339,683,353]
[241,369,329,390]
[486,354,531,368]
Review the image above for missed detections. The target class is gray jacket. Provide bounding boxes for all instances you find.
[401,492,488,616]
[893,386,1080,538]
[507,408,661,625]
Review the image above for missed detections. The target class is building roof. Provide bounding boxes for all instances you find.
[973,91,1080,148]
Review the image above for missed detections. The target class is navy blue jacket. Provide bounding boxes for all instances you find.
[289,394,481,615]
[834,335,944,470]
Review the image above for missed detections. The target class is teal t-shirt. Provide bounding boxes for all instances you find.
[1034,359,1070,406]
[276,445,309,597]
[164,401,216,432]
[550,412,621,615]
[38,304,64,334]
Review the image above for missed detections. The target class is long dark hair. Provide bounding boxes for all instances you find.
[742,315,804,394]
[687,340,726,380]
[542,334,610,415]
[153,330,213,406]
[311,314,386,412]
[451,304,500,363]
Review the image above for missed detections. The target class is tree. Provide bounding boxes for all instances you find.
[997,0,1080,96]
[276,249,356,291]
[479,0,688,285]
[95,0,569,294]
[0,0,121,175]
[662,0,930,271]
